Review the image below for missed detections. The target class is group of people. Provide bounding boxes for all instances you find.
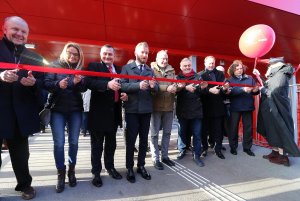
[1,16,300,200]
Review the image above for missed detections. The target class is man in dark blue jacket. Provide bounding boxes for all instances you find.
[0,16,44,200]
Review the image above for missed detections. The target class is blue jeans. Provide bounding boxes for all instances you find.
[81,112,89,133]
[51,111,82,169]
[178,118,202,156]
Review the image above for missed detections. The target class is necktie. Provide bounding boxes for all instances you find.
[139,64,143,74]
[108,65,119,102]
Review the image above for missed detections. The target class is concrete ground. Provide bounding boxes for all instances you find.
[1,126,300,201]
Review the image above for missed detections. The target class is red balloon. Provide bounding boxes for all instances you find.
[239,24,276,58]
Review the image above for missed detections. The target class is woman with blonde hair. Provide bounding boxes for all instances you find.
[44,42,86,193]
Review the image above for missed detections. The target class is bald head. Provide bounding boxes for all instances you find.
[2,16,29,45]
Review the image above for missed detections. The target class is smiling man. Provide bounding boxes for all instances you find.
[85,44,125,187]
[0,16,45,200]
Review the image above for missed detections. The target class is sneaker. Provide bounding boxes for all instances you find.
[153,160,164,170]
[21,186,36,200]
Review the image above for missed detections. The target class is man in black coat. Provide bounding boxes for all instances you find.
[85,44,125,187]
[199,56,227,159]
[253,57,300,166]
[0,16,44,200]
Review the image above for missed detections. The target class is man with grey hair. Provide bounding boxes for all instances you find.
[121,42,158,183]
[150,50,176,170]
[0,16,44,200]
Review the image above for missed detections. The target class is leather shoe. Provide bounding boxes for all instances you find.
[230,149,237,155]
[162,158,175,166]
[216,151,225,159]
[21,186,36,200]
[107,168,122,180]
[177,150,186,160]
[244,149,255,156]
[221,146,227,151]
[137,166,151,180]
[126,168,136,183]
[263,150,279,159]
[153,160,164,170]
[92,174,102,187]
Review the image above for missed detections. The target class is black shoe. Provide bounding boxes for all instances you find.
[126,168,136,183]
[221,146,227,151]
[107,168,122,180]
[162,158,175,166]
[193,156,205,167]
[153,160,164,170]
[200,150,207,158]
[177,150,186,160]
[21,186,36,200]
[216,151,225,159]
[230,149,237,155]
[92,175,102,187]
[137,166,151,180]
[244,149,255,156]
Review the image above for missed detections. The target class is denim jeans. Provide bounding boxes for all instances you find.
[178,118,202,156]
[81,112,89,133]
[51,111,82,169]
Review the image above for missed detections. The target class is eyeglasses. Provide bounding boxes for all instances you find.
[66,51,79,57]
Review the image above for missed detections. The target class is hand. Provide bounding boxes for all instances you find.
[149,78,156,89]
[0,69,19,83]
[139,80,149,90]
[252,69,260,77]
[209,86,220,94]
[200,81,208,89]
[185,83,196,93]
[120,92,128,101]
[243,87,252,93]
[59,77,69,89]
[107,78,121,91]
[222,82,230,91]
[20,71,36,86]
[73,74,83,85]
[252,86,259,93]
[177,82,186,88]
[167,83,177,93]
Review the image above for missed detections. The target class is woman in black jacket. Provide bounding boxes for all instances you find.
[176,58,207,167]
[44,42,86,193]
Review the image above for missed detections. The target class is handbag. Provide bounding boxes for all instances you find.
[39,93,59,126]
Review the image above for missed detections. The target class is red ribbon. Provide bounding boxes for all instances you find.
[0,62,252,87]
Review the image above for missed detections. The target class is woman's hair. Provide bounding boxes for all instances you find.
[59,42,84,70]
[227,60,247,77]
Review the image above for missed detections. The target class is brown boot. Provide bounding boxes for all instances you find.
[68,164,77,187]
[269,155,290,167]
[263,150,279,159]
[56,167,66,193]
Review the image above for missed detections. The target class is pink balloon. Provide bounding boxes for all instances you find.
[239,24,276,58]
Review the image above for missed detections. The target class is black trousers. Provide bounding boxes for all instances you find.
[229,111,253,150]
[125,113,151,169]
[202,116,224,152]
[90,128,117,175]
[0,131,32,191]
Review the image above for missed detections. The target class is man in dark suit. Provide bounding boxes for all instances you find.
[200,56,228,159]
[0,16,44,200]
[86,44,126,187]
[121,42,158,183]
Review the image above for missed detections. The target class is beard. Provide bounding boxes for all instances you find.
[136,55,148,64]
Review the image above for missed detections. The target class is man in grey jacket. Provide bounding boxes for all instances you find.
[121,42,158,183]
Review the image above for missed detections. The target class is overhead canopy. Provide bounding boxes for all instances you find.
[1,0,300,77]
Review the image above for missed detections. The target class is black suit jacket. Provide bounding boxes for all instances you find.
[0,39,44,138]
[200,68,226,117]
[85,62,122,132]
